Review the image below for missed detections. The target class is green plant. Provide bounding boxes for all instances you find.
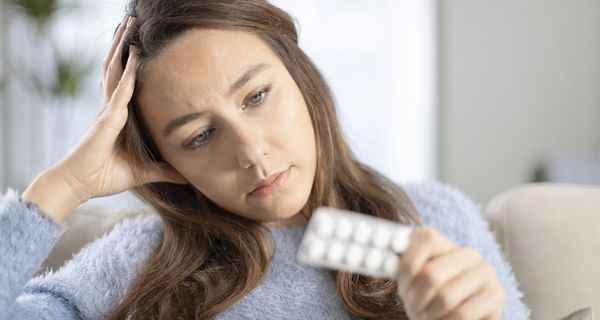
[2,0,91,102]
[3,0,77,30]
[51,54,93,99]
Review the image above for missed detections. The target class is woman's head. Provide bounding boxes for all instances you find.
[136,27,317,226]
[120,0,347,227]
[111,1,421,319]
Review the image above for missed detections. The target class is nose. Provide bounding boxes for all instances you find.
[232,123,271,169]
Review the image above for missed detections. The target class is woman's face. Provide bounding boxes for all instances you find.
[137,29,317,227]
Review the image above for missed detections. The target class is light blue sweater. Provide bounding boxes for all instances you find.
[0,181,530,319]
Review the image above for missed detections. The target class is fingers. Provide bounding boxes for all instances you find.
[404,246,483,314]
[395,226,506,320]
[108,16,136,76]
[102,15,129,79]
[109,44,138,109]
[422,261,496,319]
[102,15,138,103]
[437,283,505,320]
[397,227,457,294]
[91,44,138,144]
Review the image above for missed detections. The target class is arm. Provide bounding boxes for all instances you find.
[21,168,84,224]
[403,181,530,320]
[21,211,163,319]
[0,186,163,320]
[0,188,69,320]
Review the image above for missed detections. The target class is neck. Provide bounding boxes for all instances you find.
[261,211,309,229]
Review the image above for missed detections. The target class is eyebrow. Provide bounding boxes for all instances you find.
[162,63,270,139]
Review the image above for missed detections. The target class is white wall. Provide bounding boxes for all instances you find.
[0,1,8,191]
[0,101,4,192]
[271,0,437,183]
[438,0,600,203]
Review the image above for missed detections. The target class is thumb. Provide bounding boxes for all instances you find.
[143,162,189,185]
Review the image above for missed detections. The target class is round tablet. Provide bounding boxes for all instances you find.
[335,217,353,240]
[383,254,400,275]
[372,225,391,249]
[326,240,346,263]
[353,220,372,244]
[345,244,365,266]
[391,229,411,253]
[306,237,327,260]
[313,212,335,238]
[364,248,384,271]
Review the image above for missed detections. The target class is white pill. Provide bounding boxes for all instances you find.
[364,248,384,270]
[372,225,391,249]
[391,229,411,253]
[313,213,335,238]
[353,220,372,244]
[383,254,400,275]
[345,244,365,266]
[335,217,353,240]
[307,237,327,260]
[326,240,346,263]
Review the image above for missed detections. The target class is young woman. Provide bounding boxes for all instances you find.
[1,0,529,319]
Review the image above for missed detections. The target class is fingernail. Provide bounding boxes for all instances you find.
[122,14,128,23]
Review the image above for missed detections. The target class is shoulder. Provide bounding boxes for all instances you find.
[401,179,487,246]
[68,211,165,266]
[98,211,164,248]
[24,211,164,319]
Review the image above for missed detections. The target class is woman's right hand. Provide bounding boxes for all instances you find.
[23,15,186,223]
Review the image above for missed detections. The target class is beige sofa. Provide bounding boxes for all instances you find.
[40,183,600,319]
[485,183,600,320]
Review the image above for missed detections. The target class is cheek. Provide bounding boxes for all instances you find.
[183,166,241,201]
[271,89,314,147]
[289,104,316,158]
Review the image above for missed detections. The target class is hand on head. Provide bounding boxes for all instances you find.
[56,14,187,203]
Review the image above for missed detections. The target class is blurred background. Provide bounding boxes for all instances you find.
[0,0,598,208]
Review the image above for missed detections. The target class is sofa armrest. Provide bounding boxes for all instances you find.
[484,183,600,320]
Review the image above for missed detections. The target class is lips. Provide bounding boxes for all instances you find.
[249,167,290,195]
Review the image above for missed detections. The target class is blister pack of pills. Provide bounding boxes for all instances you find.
[297,206,413,279]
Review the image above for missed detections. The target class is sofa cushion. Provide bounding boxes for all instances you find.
[485,183,600,320]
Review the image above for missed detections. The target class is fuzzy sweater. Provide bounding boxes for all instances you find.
[0,181,530,319]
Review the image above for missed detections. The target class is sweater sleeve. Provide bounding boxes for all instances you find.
[20,211,163,319]
[402,180,531,320]
[0,188,70,319]
[0,188,164,320]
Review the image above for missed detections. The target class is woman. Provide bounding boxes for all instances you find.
[0,0,529,319]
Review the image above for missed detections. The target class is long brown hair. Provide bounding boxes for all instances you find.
[108,0,423,319]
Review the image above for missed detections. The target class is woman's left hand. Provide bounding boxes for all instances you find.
[396,226,506,320]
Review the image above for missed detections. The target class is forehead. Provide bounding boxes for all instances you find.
[141,29,278,96]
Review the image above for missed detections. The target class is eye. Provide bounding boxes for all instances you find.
[242,85,272,110]
[183,128,215,151]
